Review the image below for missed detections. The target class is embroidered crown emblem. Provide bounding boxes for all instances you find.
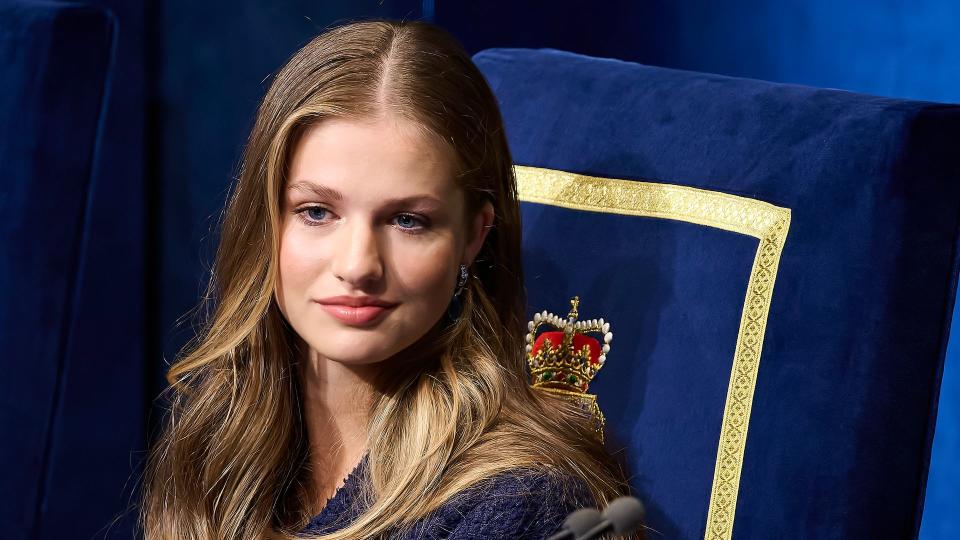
[526,296,612,435]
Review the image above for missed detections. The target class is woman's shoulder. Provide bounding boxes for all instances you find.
[402,467,595,540]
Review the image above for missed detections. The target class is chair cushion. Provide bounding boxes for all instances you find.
[474,47,960,539]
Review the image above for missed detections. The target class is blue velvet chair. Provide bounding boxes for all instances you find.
[474,48,960,539]
[0,2,122,538]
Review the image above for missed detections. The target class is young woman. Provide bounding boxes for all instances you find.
[142,19,633,539]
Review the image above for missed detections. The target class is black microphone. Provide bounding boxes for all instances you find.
[546,507,604,540]
[576,496,646,539]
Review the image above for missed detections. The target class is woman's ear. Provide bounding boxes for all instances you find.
[464,201,495,265]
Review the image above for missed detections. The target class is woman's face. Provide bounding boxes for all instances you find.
[276,115,491,366]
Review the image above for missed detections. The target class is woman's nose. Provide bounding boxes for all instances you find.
[331,220,384,288]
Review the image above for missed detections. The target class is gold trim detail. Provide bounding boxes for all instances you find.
[515,165,792,540]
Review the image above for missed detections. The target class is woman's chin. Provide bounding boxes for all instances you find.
[308,335,406,366]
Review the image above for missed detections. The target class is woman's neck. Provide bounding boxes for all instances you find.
[299,349,376,507]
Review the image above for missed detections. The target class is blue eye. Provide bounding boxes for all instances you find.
[393,213,426,230]
[295,206,332,226]
[306,207,328,221]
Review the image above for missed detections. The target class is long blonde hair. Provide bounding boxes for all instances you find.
[142,19,631,539]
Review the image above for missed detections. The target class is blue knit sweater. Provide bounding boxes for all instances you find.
[301,457,594,539]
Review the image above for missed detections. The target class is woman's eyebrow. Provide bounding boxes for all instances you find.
[381,195,445,209]
[287,180,343,200]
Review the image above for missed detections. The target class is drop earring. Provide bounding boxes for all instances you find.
[447,264,469,321]
[454,264,469,298]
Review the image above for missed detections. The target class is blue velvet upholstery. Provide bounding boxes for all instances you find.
[0,1,117,537]
[474,48,960,539]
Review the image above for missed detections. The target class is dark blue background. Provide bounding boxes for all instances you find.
[45,0,959,537]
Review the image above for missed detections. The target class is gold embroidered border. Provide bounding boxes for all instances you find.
[515,165,791,540]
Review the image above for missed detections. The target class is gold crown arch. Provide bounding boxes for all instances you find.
[527,296,613,435]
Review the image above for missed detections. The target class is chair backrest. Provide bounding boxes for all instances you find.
[474,47,960,539]
[0,2,116,537]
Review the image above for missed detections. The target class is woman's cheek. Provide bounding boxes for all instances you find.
[279,228,327,299]
[392,238,459,294]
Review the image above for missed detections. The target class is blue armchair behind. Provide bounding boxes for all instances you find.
[474,48,960,539]
[0,2,124,538]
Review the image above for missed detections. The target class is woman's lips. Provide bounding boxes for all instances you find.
[318,299,396,326]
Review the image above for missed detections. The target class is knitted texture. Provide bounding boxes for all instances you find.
[301,457,595,539]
